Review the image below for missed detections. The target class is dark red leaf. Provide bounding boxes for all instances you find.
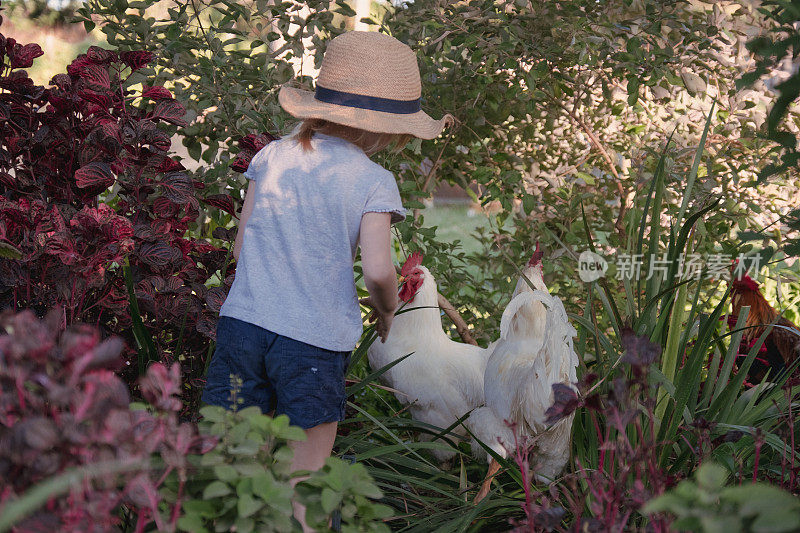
[196,314,217,339]
[155,156,184,173]
[44,233,80,265]
[86,46,117,64]
[80,337,125,373]
[11,43,43,69]
[147,129,172,152]
[620,329,661,369]
[159,173,195,205]
[201,194,238,218]
[544,383,581,424]
[139,362,182,411]
[99,120,121,141]
[151,218,172,236]
[138,241,182,268]
[49,73,71,90]
[151,99,187,126]
[125,473,159,510]
[120,51,154,71]
[239,132,278,152]
[78,89,112,108]
[67,55,93,77]
[204,286,227,313]
[80,64,111,90]
[230,152,252,173]
[142,85,173,100]
[21,417,59,450]
[0,172,14,188]
[153,197,179,218]
[211,226,236,241]
[74,162,115,190]
[190,435,218,454]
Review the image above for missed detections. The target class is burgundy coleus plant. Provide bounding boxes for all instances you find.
[0,21,252,411]
[0,308,216,531]
[229,132,278,174]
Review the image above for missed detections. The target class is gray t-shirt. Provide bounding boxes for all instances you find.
[219,133,405,351]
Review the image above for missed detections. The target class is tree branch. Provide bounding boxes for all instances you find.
[437,293,479,346]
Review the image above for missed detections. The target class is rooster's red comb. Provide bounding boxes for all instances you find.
[527,241,544,267]
[732,274,759,292]
[401,251,424,277]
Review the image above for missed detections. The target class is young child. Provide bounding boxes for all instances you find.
[201,31,451,530]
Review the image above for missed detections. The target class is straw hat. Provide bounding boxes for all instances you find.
[279,31,453,140]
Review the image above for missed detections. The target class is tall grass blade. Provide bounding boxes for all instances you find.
[123,262,159,374]
[656,280,689,423]
[675,100,715,231]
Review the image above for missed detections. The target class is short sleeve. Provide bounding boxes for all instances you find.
[363,171,406,224]
[243,142,273,181]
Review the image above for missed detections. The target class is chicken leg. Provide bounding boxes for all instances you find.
[474,458,501,503]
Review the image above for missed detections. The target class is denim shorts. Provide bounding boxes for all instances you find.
[201,316,351,429]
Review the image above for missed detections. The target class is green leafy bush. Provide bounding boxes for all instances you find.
[296,458,392,533]
[161,404,392,532]
[644,462,800,532]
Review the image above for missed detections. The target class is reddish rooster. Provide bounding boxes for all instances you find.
[729,274,800,383]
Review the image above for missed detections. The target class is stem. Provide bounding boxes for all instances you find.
[753,431,762,483]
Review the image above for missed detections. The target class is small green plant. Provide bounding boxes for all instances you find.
[296,458,393,533]
[644,462,800,533]
[162,404,393,532]
[161,405,304,532]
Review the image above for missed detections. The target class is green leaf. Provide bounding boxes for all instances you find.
[237,493,263,518]
[0,241,22,259]
[213,464,238,482]
[642,493,690,515]
[203,481,231,499]
[199,405,227,423]
[522,194,537,215]
[183,499,216,517]
[750,511,800,533]
[320,487,341,514]
[177,513,207,532]
[695,462,728,490]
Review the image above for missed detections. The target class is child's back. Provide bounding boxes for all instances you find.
[221,132,404,351]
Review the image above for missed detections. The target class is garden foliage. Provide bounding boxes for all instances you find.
[161,402,393,533]
[2,1,800,531]
[644,462,800,532]
[76,0,800,347]
[0,308,215,531]
[0,18,237,407]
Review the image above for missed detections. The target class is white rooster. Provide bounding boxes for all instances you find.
[367,252,491,461]
[468,244,579,500]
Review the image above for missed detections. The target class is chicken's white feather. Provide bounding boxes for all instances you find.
[468,258,579,482]
[367,265,492,461]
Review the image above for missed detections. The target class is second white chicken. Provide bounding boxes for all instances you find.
[469,244,579,498]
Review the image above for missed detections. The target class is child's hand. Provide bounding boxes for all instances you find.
[359,297,394,343]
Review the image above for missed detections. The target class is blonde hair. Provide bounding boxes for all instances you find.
[295,119,412,155]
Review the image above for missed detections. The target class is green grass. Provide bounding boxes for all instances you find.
[418,205,492,256]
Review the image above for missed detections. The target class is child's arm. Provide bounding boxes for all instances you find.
[359,212,399,342]
[233,180,258,262]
